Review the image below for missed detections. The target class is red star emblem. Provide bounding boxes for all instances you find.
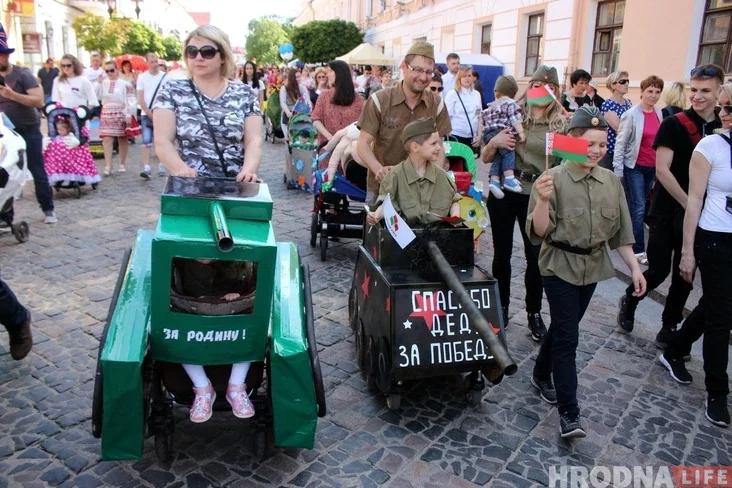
[409,292,446,330]
[385,297,391,314]
[361,272,370,299]
[489,322,500,335]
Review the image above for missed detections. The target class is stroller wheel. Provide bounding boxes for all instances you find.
[12,221,29,243]
[74,186,82,199]
[310,213,318,247]
[92,183,98,190]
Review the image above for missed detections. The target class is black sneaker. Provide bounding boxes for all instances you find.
[531,375,557,404]
[705,396,730,427]
[658,353,693,384]
[502,307,509,329]
[528,313,547,342]
[616,294,638,333]
[559,411,586,439]
[655,325,678,349]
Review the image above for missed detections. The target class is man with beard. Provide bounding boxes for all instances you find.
[357,41,452,206]
[0,23,54,224]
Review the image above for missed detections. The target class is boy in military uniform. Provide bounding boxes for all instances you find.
[366,117,461,226]
[526,106,647,439]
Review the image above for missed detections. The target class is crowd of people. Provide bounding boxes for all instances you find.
[0,21,729,439]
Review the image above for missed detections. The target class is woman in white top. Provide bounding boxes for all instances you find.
[51,54,99,111]
[241,60,265,110]
[445,66,482,155]
[674,105,732,427]
[279,68,311,141]
[99,61,136,174]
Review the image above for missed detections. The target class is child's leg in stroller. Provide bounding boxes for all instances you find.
[102,136,114,174]
[227,362,255,418]
[182,363,215,423]
[116,136,129,171]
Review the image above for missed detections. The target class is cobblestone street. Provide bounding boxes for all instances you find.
[1,137,731,488]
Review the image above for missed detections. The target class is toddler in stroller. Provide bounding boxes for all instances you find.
[42,104,100,197]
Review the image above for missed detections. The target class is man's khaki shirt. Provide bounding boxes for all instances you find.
[526,161,634,286]
[358,81,452,191]
[375,157,461,226]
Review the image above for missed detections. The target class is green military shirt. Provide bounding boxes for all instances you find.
[375,157,462,226]
[526,160,634,286]
[513,116,567,194]
[358,81,452,192]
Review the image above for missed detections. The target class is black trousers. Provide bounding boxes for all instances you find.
[625,213,692,326]
[666,228,731,398]
[0,276,28,334]
[534,275,597,415]
[14,124,54,213]
[486,192,543,314]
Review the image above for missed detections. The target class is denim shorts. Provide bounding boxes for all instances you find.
[141,115,153,146]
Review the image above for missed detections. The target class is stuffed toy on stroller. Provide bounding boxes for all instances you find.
[42,103,100,198]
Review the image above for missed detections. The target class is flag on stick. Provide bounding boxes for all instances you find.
[546,133,588,162]
[383,194,416,249]
[526,85,556,105]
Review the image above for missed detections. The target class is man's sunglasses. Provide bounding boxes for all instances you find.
[61,63,72,68]
[105,68,116,73]
[616,79,629,85]
[430,86,444,92]
[691,66,723,78]
[185,45,220,60]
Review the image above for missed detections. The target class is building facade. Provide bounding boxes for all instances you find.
[294,0,731,98]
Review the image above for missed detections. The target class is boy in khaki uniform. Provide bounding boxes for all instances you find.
[366,117,461,226]
[526,106,647,439]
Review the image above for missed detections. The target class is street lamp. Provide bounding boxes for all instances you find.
[107,0,117,18]
[133,0,143,19]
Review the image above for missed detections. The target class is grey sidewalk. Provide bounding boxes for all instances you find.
[0,141,730,488]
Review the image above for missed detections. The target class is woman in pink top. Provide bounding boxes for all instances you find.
[312,60,365,168]
[612,75,665,263]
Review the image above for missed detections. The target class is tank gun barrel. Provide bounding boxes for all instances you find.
[209,202,234,252]
[426,241,518,376]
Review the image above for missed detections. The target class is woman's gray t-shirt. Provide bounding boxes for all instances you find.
[154,79,261,177]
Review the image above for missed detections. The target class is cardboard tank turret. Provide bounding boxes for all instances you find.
[93,177,326,462]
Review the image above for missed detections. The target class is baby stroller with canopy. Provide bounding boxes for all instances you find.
[444,140,488,242]
[284,105,319,191]
[264,90,285,144]
[42,103,100,199]
[0,117,30,243]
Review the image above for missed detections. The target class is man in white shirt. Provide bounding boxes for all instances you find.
[136,52,168,178]
[355,65,372,89]
[83,53,105,117]
[441,53,460,98]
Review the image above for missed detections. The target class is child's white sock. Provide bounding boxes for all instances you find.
[504,175,516,181]
[182,364,211,395]
[228,362,251,398]
[144,164,151,172]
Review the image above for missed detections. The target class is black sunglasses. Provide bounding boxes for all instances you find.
[105,68,116,73]
[61,63,72,68]
[616,79,629,85]
[691,66,723,78]
[185,45,220,60]
[430,86,444,92]
[720,105,732,114]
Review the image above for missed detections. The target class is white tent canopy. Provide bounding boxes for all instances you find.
[336,43,395,66]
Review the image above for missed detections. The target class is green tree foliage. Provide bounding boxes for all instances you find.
[161,36,182,61]
[119,19,165,56]
[72,13,130,58]
[245,18,289,65]
[291,20,363,64]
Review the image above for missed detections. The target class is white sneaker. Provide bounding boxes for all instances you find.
[44,211,57,224]
[488,180,505,199]
[635,252,648,265]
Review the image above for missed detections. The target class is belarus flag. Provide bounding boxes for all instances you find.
[546,133,588,162]
[526,85,556,106]
[383,194,416,249]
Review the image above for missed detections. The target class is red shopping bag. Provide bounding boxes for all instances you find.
[125,116,142,137]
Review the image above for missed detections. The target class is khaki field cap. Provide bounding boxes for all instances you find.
[406,41,435,61]
[401,117,437,145]
[494,75,519,98]
[568,106,609,130]
[530,65,560,86]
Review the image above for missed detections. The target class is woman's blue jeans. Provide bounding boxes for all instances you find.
[624,164,656,254]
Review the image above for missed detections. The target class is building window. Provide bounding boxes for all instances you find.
[591,0,625,77]
[697,0,732,73]
[525,13,544,76]
[480,24,492,55]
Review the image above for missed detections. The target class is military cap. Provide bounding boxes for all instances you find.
[530,65,560,86]
[401,117,438,145]
[406,41,435,61]
[494,75,518,98]
[568,106,609,130]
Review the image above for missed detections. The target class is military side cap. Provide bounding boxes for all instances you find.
[406,41,435,61]
[494,75,518,98]
[568,106,609,130]
[530,65,560,86]
[401,117,437,144]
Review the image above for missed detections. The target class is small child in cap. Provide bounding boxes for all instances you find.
[366,117,461,226]
[481,74,525,198]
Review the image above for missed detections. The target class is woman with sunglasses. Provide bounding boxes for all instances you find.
[309,67,329,106]
[600,70,632,170]
[51,54,98,114]
[99,61,136,174]
[153,25,263,423]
